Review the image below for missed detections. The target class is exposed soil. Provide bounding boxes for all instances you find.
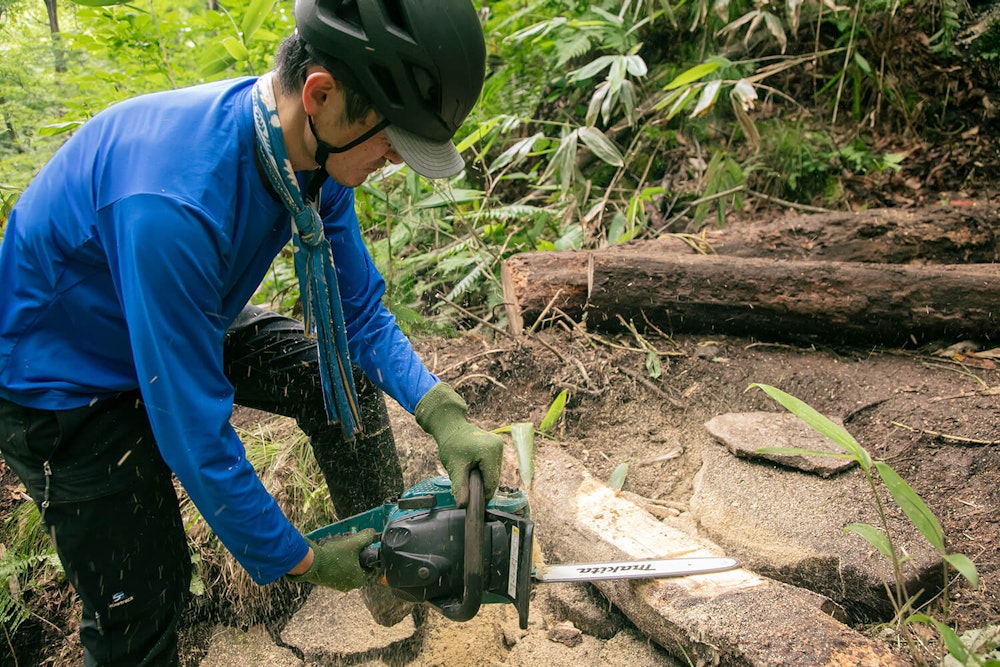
[2,290,999,665]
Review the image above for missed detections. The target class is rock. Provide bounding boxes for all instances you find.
[198,626,301,667]
[548,620,583,647]
[280,587,416,662]
[690,442,941,620]
[705,412,857,477]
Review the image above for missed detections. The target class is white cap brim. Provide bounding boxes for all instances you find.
[385,125,464,179]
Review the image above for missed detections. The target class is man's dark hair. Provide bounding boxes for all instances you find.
[273,33,375,125]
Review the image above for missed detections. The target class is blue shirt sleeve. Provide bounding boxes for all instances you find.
[104,193,308,584]
[319,184,439,413]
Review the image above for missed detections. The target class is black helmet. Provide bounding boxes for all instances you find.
[294,0,486,178]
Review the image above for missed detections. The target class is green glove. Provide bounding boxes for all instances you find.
[287,529,376,591]
[415,382,503,507]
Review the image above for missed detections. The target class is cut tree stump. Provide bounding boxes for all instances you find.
[501,244,999,345]
[529,445,904,666]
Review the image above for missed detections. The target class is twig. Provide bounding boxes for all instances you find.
[529,288,565,334]
[553,380,605,397]
[890,421,1000,446]
[930,386,1000,402]
[619,367,686,409]
[435,348,509,378]
[436,293,516,342]
[2,622,17,667]
[453,373,507,390]
[746,189,832,214]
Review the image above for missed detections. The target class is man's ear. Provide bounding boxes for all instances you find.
[301,69,340,117]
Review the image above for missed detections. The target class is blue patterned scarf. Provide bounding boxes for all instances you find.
[251,73,361,441]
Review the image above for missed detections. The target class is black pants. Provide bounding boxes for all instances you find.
[0,305,403,666]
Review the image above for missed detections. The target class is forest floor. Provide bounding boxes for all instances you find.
[4,309,998,665]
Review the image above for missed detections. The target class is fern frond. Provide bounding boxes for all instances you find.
[555,33,594,68]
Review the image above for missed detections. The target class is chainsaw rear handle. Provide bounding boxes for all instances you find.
[437,467,484,622]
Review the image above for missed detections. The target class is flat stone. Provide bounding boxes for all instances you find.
[705,412,857,477]
[198,626,302,667]
[690,442,940,620]
[280,587,416,662]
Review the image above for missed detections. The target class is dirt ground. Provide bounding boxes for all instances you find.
[2,300,999,665]
[415,324,1000,637]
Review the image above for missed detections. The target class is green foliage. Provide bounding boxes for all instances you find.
[749,382,982,665]
[0,500,63,637]
[0,0,980,329]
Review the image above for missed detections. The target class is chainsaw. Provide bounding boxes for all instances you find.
[306,469,738,629]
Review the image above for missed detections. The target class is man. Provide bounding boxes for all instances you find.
[0,0,503,664]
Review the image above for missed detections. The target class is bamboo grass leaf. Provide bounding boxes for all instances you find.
[908,615,969,663]
[578,127,624,166]
[539,390,568,433]
[749,383,872,470]
[240,0,276,42]
[607,461,629,494]
[943,552,979,587]
[845,523,893,558]
[664,61,720,89]
[873,461,945,552]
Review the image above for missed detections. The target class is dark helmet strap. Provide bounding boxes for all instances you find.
[307,114,390,164]
[304,116,390,202]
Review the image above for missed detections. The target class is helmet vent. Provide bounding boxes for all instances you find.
[370,64,403,107]
[380,0,411,37]
[332,0,366,37]
[409,64,440,109]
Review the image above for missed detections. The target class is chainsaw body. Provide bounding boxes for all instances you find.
[306,474,535,628]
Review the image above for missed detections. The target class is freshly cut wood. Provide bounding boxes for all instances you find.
[530,445,903,666]
[502,247,999,344]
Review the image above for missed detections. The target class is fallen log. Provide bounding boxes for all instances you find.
[701,205,1000,264]
[530,445,904,666]
[501,247,999,345]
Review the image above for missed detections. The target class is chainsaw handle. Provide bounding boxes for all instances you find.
[359,545,380,571]
[438,468,484,622]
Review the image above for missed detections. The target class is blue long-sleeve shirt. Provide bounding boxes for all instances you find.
[0,76,438,583]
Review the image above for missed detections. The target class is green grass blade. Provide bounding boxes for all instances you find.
[845,522,894,558]
[749,383,871,470]
[943,552,979,588]
[539,390,568,433]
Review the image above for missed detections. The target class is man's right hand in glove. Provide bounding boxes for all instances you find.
[286,529,376,592]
